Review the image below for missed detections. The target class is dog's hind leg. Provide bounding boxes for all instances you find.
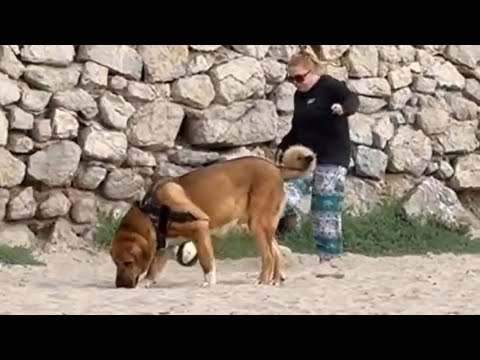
[138,248,173,288]
[191,220,216,287]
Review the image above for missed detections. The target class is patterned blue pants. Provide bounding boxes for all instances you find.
[282,165,348,257]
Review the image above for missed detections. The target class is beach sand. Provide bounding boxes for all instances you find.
[1,249,480,315]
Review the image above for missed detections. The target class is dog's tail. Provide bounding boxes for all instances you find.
[277,145,317,181]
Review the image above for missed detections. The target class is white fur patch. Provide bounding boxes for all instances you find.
[202,264,217,287]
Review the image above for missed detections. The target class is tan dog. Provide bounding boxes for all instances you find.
[110,145,316,288]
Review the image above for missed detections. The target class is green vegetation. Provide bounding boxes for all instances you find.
[90,201,480,260]
[0,245,45,266]
[92,213,122,249]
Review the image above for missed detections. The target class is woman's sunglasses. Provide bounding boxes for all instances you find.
[287,70,311,84]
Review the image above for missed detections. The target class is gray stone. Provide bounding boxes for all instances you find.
[0,223,36,249]
[355,145,388,180]
[318,45,350,61]
[347,78,391,98]
[21,45,75,66]
[267,45,300,63]
[138,45,189,83]
[425,62,465,90]
[6,187,36,221]
[79,126,128,163]
[73,165,107,190]
[416,49,436,69]
[272,82,296,113]
[37,191,71,219]
[387,67,413,89]
[232,45,270,59]
[401,106,417,124]
[0,45,25,79]
[109,75,128,93]
[431,120,479,154]
[390,111,406,127]
[8,106,34,130]
[437,160,455,180]
[275,115,293,145]
[70,197,96,224]
[0,110,8,146]
[261,58,287,84]
[7,133,34,154]
[47,218,83,251]
[168,148,220,167]
[389,87,412,110]
[378,45,400,63]
[27,140,82,187]
[358,96,387,114]
[343,45,379,78]
[32,119,52,142]
[98,91,135,130]
[415,107,450,135]
[0,74,21,106]
[23,64,81,92]
[102,169,145,201]
[0,148,26,187]
[372,114,395,149]
[449,154,480,190]
[51,88,98,119]
[125,81,157,103]
[126,99,184,150]
[51,108,79,139]
[343,177,382,216]
[348,113,375,146]
[386,126,433,177]
[77,45,143,80]
[186,52,215,76]
[464,79,480,105]
[397,45,416,64]
[126,147,156,167]
[444,93,478,121]
[79,61,108,97]
[325,65,349,82]
[154,162,193,179]
[444,45,480,69]
[20,88,52,113]
[412,76,437,94]
[189,45,221,52]
[171,75,216,109]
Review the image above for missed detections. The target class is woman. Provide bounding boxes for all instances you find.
[277,50,359,263]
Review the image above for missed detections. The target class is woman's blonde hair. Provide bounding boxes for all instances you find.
[288,47,324,74]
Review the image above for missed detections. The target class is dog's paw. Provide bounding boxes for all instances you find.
[138,279,155,289]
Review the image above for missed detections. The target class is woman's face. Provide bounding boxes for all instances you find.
[287,65,318,92]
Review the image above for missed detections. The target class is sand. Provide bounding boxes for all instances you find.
[1,249,480,315]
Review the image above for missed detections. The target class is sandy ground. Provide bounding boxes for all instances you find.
[1,249,480,315]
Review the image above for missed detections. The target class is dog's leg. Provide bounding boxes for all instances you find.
[138,248,173,288]
[249,219,275,285]
[272,237,287,285]
[192,221,216,287]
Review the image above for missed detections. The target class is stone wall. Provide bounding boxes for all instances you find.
[0,45,480,250]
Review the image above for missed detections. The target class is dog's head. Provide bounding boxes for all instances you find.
[110,233,151,289]
[281,145,317,173]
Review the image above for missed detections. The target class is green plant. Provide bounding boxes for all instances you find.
[0,245,45,266]
[93,213,122,249]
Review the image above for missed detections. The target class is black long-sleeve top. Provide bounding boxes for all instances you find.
[278,74,360,169]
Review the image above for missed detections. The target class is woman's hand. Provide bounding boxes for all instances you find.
[331,103,344,115]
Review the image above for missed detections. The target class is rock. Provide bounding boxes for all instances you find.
[397,45,416,64]
[343,177,382,215]
[387,67,412,89]
[464,79,480,105]
[138,45,188,83]
[0,110,8,146]
[267,45,300,63]
[73,165,107,190]
[47,218,83,250]
[261,58,287,84]
[401,106,417,124]
[425,62,465,90]
[409,62,422,74]
[51,108,79,139]
[190,45,221,52]
[217,147,256,161]
[372,114,395,149]
[389,87,412,110]
[70,196,96,224]
[390,111,406,127]
[427,161,440,175]
[276,115,293,144]
[232,45,270,59]
[6,187,36,220]
[444,93,477,121]
[125,81,156,103]
[0,224,36,249]
[21,45,75,66]
[358,96,387,114]
[8,106,34,130]
[77,45,143,80]
[402,176,472,231]
[0,75,21,105]
[7,133,34,153]
[79,126,128,163]
[154,83,171,99]
[23,64,81,92]
[421,45,447,55]
[171,75,215,109]
[51,88,98,119]
[20,88,51,113]
[348,113,375,146]
[109,75,128,93]
[187,52,215,75]
[378,45,400,63]
[79,61,108,97]
[98,91,135,130]
[210,56,265,105]
[342,45,378,78]
[416,49,436,69]
[102,169,145,201]
[347,78,391,98]
[437,160,454,180]
[412,76,437,94]
[383,174,419,199]
[386,126,433,177]
[27,140,81,187]
[0,45,25,79]
[126,147,156,167]
[325,65,349,82]
[416,93,450,111]
[154,162,193,179]
[168,148,220,167]
[272,82,296,113]
[32,119,52,142]
[444,45,480,69]
[317,45,350,61]
[355,145,388,180]
[184,100,277,147]
[0,190,9,220]
[415,107,450,135]
[0,148,26,187]
[431,120,479,154]
[449,154,480,190]
[37,191,71,219]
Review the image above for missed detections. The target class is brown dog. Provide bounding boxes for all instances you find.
[110,145,316,288]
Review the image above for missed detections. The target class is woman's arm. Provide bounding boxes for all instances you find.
[328,76,360,116]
